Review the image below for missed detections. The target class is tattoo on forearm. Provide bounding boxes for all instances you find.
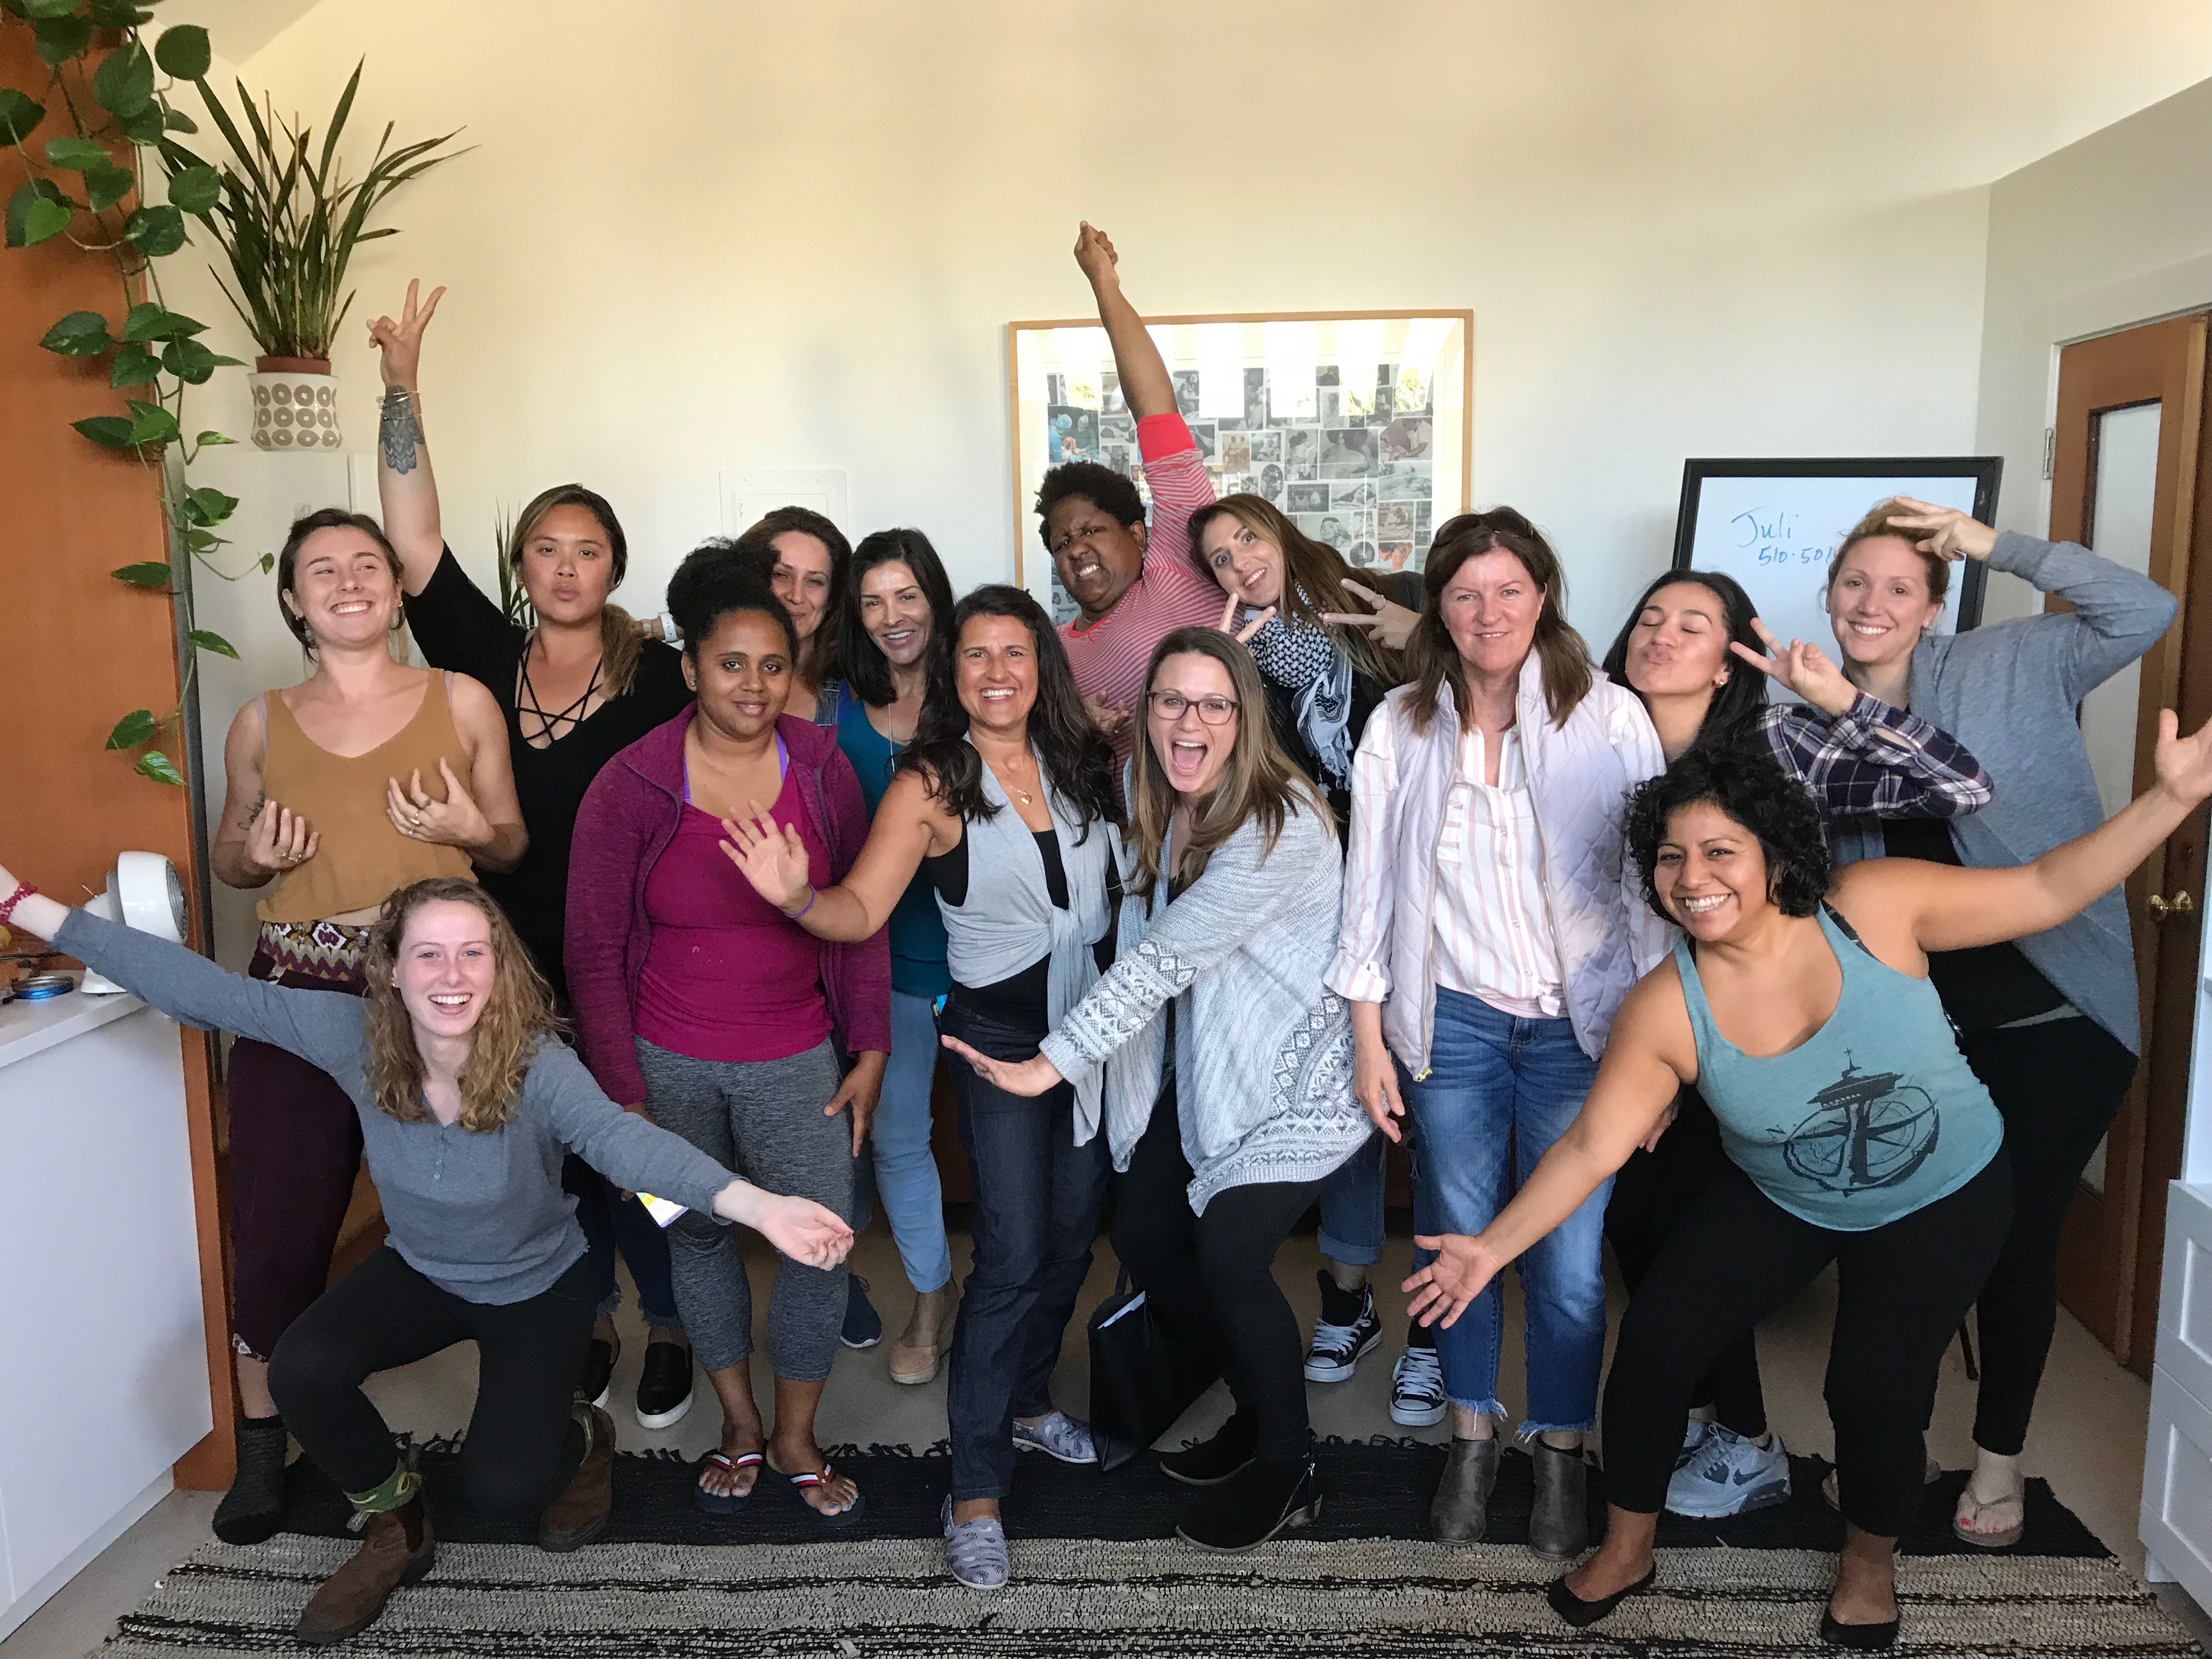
[380,392,422,475]
[236,791,265,834]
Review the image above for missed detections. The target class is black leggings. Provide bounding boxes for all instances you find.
[268,1245,595,1516]
[1957,1018,2136,1455]
[1604,1088,1768,1438]
[1109,1093,1328,1465]
[1604,1153,2012,1538]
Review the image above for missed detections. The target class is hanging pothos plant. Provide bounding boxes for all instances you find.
[1,1,246,785]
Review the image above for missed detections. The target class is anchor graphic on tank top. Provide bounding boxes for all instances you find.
[1773,1052,1941,1196]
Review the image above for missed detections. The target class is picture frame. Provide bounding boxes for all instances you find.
[1009,311,1474,622]
[1671,456,2005,655]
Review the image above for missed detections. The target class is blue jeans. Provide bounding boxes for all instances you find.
[1316,1131,1386,1266]
[939,1000,1110,1501]
[1403,989,1609,1436]
[565,1154,680,1328]
[849,991,955,1294]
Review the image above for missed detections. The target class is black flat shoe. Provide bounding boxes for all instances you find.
[1820,1609,1900,1650]
[1160,1416,1259,1487]
[1176,1455,1321,1551]
[1545,1565,1655,1629]
[581,1336,618,1409]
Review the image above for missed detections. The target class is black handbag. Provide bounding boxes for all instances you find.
[1085,1267,1218,1472]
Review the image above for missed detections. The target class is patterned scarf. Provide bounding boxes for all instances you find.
[1244,601,1356,791]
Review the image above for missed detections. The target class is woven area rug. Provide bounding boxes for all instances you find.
[98,1444,2202,1657]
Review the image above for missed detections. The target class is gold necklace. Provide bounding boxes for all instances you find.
[990,753,1038,806]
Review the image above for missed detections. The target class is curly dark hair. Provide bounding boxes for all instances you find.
[1034,461,1145,549]
[899,584,1119,835]
[1626,740,1830,921]
[665,557,797,664]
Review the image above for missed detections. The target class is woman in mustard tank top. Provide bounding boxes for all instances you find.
[205,507,524,1545]
[1403,718,2212,1651]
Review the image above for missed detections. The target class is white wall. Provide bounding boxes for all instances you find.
[154,1,2212,960]
[1974,76,2212,623]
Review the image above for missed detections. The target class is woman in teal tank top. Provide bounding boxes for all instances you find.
[1403,714,2212,1651]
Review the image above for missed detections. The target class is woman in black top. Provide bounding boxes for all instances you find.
[1186,494,1424,1422]
[370,281,697,1430]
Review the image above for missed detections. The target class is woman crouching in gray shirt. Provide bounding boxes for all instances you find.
[941,627,1372,1554]
[0,870,849,1647]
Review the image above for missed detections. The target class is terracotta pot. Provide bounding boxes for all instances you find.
[249,357,341,452]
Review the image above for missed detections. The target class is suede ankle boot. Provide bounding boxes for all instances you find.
[212,1415,290,1545]
[1528,1438,1590,1560]
[1430,1436,1500,1543]
[1160,1413,1259,1487]
[539,1404,616,1552]
[1175,1453,1321,1551]
[292,1495,435,1646]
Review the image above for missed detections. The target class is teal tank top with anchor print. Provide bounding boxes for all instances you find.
[1673,906,2004,1232]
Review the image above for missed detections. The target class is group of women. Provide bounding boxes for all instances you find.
[0,224,2193,1649]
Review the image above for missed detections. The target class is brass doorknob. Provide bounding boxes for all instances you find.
[2148,890,2195,919]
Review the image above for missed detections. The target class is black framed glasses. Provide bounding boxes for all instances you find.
[1146,691,1240,726]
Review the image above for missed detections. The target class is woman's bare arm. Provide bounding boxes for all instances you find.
[1075,222,1176,420]
[366,279,447,595]
[721,769,954,941]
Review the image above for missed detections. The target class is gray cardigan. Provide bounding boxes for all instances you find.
[1829,532,2178,1053]
[1040,798,1370,1213]
[56,909,737,1304]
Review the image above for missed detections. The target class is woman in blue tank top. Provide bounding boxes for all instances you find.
[1404,714,2212,1651]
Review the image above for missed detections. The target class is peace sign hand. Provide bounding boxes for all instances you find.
[1882,496,1997,563]
[1728,617,1857,718]
[2153,708,2212,812]
[367,278,445,390]
[1319,582,1420,652]
[1217,592,1277,645]
[718,802,814,914]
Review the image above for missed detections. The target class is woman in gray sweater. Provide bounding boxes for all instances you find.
[0,869,849,1648]
[943,627,1372,1554]
[1821,498,2177,1547]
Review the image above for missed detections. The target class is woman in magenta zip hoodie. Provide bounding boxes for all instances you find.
[568,557,890,1526]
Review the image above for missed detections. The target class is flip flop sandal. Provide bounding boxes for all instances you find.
[692,1450,763,1516]
[787,1463,866,1529]
[1952,1487,2025,1549]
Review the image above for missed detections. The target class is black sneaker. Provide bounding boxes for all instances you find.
[841,1276,883,1350]
[581,1336,617,1409]
[1176,1455,1322,1551]
[1161,1415,1259,1487]
[635,1340,695,1430]
[1302,1270,1381,1383]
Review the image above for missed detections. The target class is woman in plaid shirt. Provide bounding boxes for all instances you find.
[1596,566,1991,1522]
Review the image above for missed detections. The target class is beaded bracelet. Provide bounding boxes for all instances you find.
[0,881,37,926]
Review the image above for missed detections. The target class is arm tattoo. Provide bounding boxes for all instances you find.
[235,790,264,834]
[380,389,423,475]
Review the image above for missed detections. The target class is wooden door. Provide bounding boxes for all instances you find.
[2050,312,2210,1371]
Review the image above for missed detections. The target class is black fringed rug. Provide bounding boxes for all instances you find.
[99,1442,2197,1657]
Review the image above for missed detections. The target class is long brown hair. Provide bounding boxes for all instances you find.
[1128,628,1330,901]
[1187,494,1403,686]
[508,484,642,701]
[361,878,562,1132]
[1406,507,1593,733]
[1823,497,1953,603]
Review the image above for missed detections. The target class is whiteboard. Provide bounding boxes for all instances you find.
[1671,459,2002,659]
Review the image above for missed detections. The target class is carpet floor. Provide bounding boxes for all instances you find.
[97,1443,2199,1657]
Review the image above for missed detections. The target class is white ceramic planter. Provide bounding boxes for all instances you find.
[249,357,342,452]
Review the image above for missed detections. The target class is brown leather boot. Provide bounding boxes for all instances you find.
[539,1404,616,1552]
[292,1496,434,1646]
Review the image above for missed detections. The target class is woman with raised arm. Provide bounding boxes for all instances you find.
[205,505,525,1549]
[1328,507,1668,1560]
[1593,567,1993,1518]
[370,283,701,1431]
[0,870,848,1646]
[1047,224,1226,786]
[1819,498,2174,1545]
[1408,719,2212,1647]
[1187,495,1433,1423]
[830,528,961,1383]
[565,561,889,1530]
[936,628,1373,1552]
[721,584,1120,1592]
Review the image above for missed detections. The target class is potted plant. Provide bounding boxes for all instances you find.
[164,61,464,451]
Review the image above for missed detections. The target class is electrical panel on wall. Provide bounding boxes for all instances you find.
[720,469,850,539]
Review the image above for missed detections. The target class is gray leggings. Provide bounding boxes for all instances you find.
[636,1037,854,1379]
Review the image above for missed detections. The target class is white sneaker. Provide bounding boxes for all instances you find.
[1389,1343,1447,1427]
[1665,1424,1790,1519]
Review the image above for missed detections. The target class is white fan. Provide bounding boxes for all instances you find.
[80,851,187,995]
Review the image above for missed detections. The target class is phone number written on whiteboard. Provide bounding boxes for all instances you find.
[1735,509,1834,567]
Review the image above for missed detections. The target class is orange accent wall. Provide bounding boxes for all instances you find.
[0,27,233,1489]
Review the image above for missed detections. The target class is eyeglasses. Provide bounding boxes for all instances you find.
[1146,691,1239,725]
